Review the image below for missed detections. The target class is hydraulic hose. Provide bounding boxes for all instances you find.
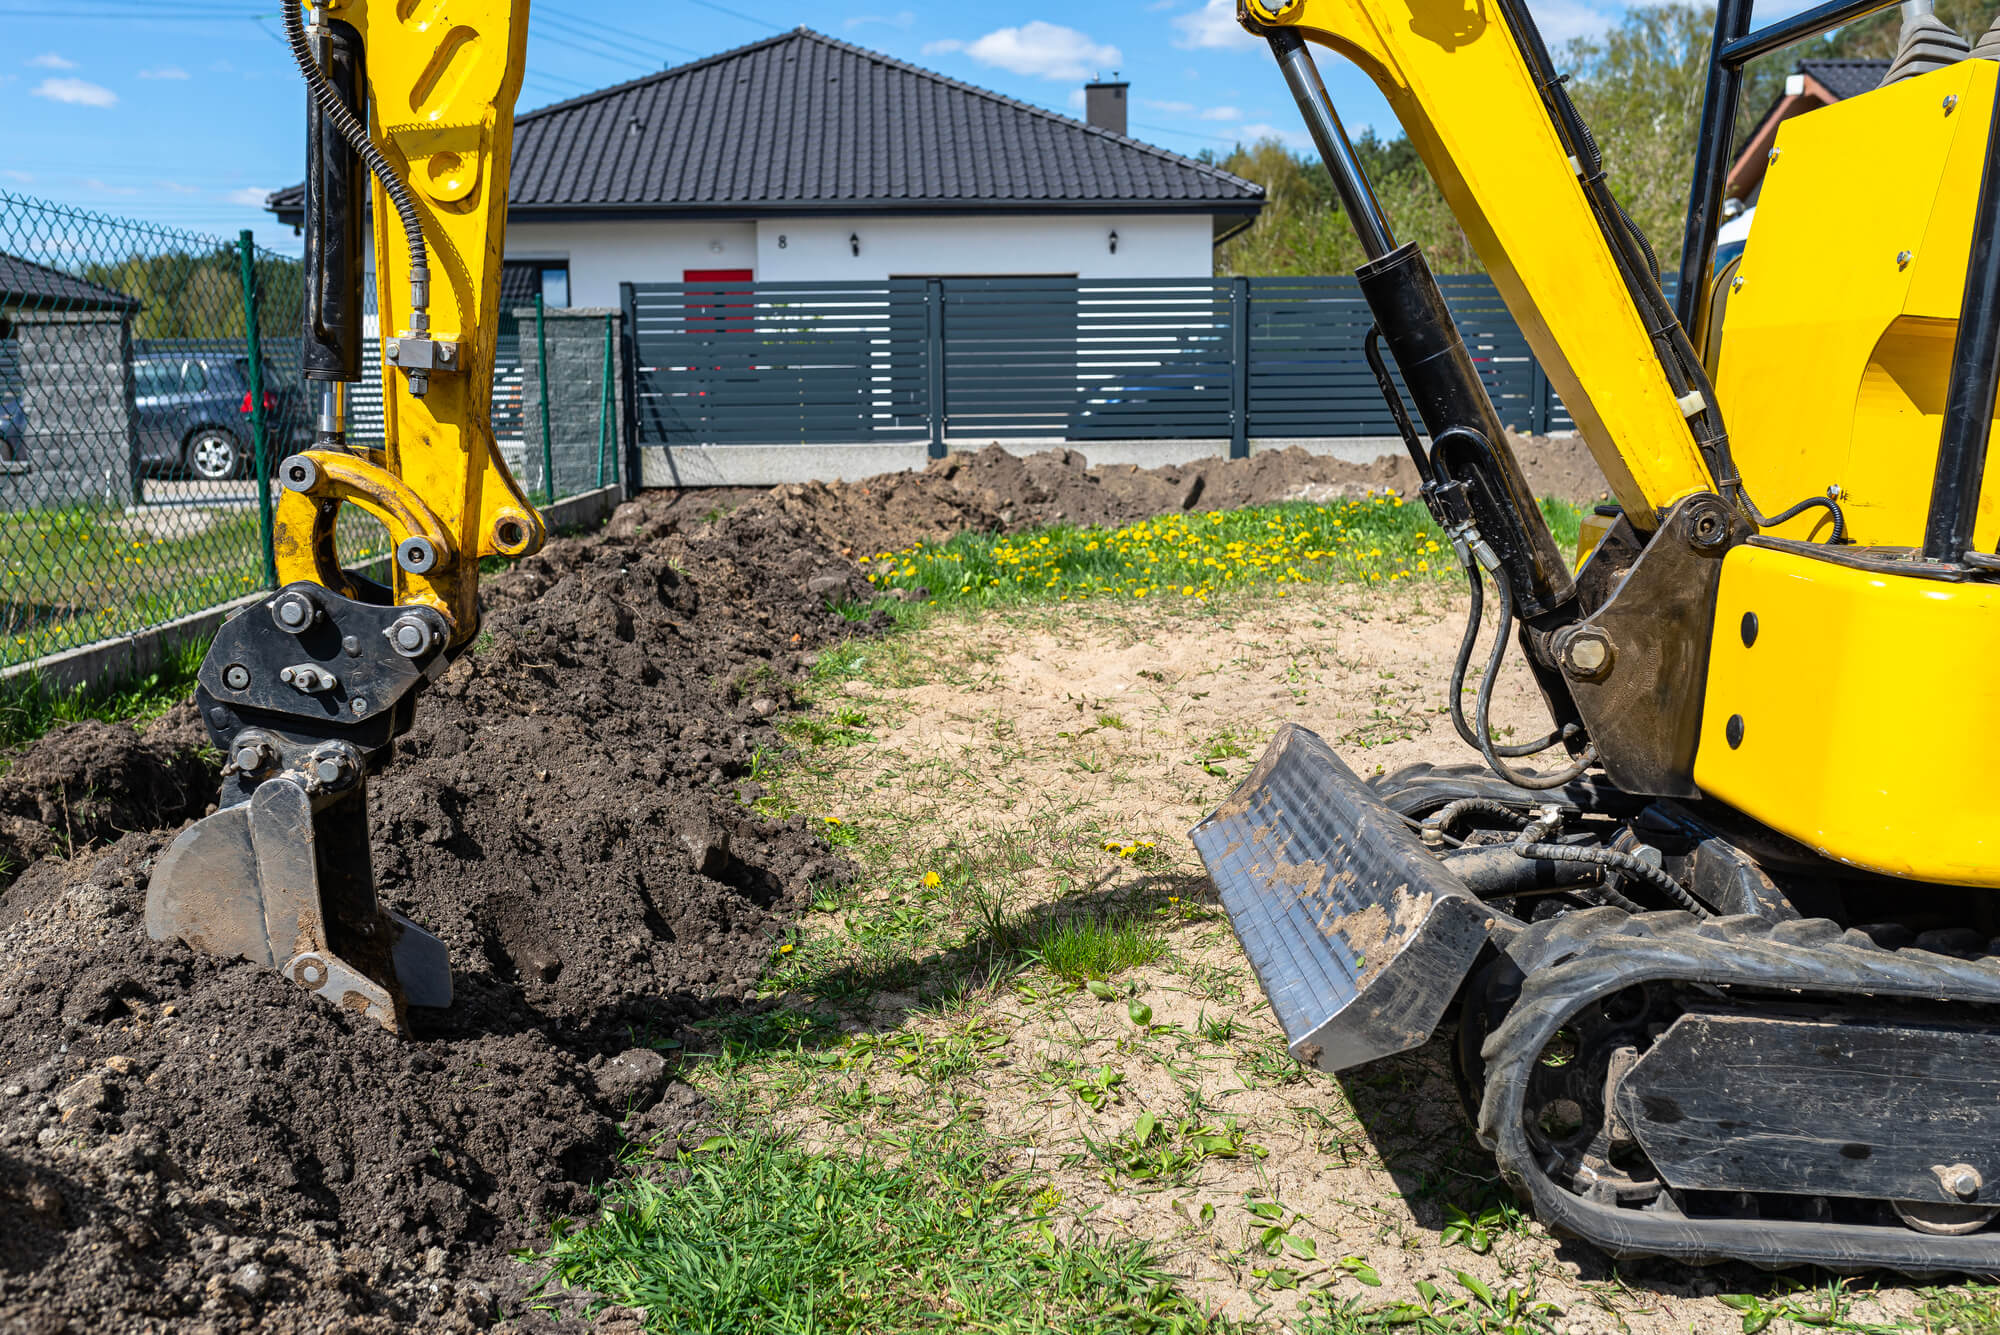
[1421,795,1532,848]
[1512,839,1712,919]
[1448,566,1579,759]
[283,0,430,327]
[1475,572,1597,790]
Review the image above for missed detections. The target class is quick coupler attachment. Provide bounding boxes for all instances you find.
[1191,724,1494,1071]
[145,582,454,1033]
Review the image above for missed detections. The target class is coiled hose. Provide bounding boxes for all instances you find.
[283,0,429,323]
[1512,838,1711,919]
[1448,566,1581,759]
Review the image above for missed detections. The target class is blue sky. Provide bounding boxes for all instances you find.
[1,0,1813,254]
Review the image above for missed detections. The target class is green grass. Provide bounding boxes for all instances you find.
[854,496,1586,611]
[1,501,389,670]
[534,1131,1230,1335]
[0,634,208,761]
[1029,912,1166,983]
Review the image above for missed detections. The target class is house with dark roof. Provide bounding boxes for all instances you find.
[271,28,1263,306]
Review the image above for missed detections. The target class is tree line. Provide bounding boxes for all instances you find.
[1211,1,1993,277]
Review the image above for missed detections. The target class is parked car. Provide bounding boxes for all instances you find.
[0,393,22,464]
[133,354,311,481]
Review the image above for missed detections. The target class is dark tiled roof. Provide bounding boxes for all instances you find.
[271,28,1261,221]
[0,251,140,311]
[1798,58,1891,100]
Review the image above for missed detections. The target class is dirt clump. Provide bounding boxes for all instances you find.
[0,706,216,893]
[760,436,1610,556]
[0,499,871,1332]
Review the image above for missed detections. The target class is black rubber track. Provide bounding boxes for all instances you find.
[1476,907,2000,1272]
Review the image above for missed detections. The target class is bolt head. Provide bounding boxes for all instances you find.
[272,591,315,631]
[232,745,264,771]
[279,667,295,684]
[223,664,251,690]
[313,758,346,786]
[396,624,425,651]
[351,697,370,717]
[1898,250,1914,270]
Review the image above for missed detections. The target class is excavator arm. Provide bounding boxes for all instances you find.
[1245,0,1718,523]
[146,0,542,1032]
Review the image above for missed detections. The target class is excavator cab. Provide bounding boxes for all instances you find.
[1197,0,2000,1271]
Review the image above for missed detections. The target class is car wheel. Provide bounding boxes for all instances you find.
[184,428,243,481]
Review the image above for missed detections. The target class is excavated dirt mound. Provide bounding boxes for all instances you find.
[0,503,876,1334]
[755,436,1611,557]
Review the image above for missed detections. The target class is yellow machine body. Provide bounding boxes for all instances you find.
[1698,543,2000,886]
[1716,60,2000,550]
[276,0,544,643]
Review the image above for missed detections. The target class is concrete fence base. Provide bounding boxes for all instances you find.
[4,486,627,698]
[639,436,1412,488]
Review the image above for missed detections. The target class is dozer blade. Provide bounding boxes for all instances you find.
[147,771,450,1033]
[1192,724,1493,1072]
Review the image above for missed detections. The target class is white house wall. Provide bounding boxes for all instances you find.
[752,214,1213,281]
[503,220,759,307]
[503,213,1214,304]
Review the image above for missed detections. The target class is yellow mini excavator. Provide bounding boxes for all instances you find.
[1193,0,2000,1274]
[144,0,2000,1274]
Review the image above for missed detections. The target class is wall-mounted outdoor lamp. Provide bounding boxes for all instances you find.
[1108,230,1119,254]
[850,233,861,257]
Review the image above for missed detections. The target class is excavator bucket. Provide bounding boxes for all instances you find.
[1191,724,1493,1072]
[147,775,450,1033]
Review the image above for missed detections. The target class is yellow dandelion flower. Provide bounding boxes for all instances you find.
[779,943,795,954]
[922,871,941,888]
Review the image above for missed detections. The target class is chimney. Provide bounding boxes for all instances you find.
[1085,77,1128,136]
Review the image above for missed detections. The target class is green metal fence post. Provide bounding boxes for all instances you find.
[597,311,614,489]
[533,292,555,504]
[237,229,278,588]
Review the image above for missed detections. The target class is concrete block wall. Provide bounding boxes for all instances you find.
[0,310,137,513]
[512,306,627,500]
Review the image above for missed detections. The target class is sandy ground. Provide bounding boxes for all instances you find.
[752,586,1933,1335]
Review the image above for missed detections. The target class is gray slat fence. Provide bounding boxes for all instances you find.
[624,274,1585,455]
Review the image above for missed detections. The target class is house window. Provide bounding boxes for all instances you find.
[501,260,571,312]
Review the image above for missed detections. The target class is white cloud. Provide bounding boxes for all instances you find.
[32,77,118,108]
[3,170,34,184]
[1239,121,1309,148]
[1066,88,1087,112]
[844,10,914,30]
[224,186,271,206]
[28,52,77,70]
[1201,105,1243,121]
[139,66,190,80]
[927,21,1122,82]
[1172,0,1260,50]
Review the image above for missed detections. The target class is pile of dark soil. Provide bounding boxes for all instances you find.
[757,436,1611,557]
[0,502,875,1333]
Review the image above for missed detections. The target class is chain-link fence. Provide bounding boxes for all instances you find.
[0,191,609,678]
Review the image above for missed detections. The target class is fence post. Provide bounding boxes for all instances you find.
[533,292,555,503]
[618,281,641,495]
[597,312,615,488]
[1529,358,1549,436]
[237,229,278,589]
[1229,275,1251,460]
[925,277,946,460]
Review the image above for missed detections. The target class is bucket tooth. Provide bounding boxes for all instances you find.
[147,770,449,1032]
[1191,724,1493,1072]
